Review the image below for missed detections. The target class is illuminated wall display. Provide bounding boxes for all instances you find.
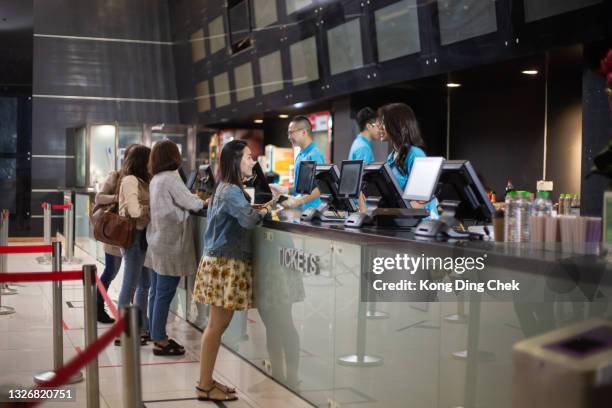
[437,0,497,45]
[213,73,231,107]
[234,62,255,101]
[259,50,284,95]
[375,0,421,62]
[523,0,602,22]
[290,36,319,85]
[253,0,278,28]
[327,19,364,75]
[195,81,211,112]
[208,15,226,54]
[190,29,205,62]
[285,0,312,15]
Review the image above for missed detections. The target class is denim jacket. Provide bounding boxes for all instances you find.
[203,182,263,261]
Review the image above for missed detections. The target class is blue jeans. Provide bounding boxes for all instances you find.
[119,230,151,332]
[97,252,121,310]
[148,271,181,342]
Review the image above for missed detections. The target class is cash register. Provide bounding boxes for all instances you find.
[300,161,360,222]
[413,160,495,239]
[344,160,433,228]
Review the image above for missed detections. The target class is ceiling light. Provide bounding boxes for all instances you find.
[278,114,289,119]
[447,83,461,88]
[254,119,263,124]
[521,70,539,75]
[293,102,305,108]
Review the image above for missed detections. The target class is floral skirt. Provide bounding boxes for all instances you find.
[193,255,253,310]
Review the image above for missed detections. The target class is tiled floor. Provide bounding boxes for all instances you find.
[0,242,312,408]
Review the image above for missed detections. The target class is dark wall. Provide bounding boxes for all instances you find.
[29,0,178,236]
[449,60,546,198]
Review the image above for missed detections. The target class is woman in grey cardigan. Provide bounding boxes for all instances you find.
[145,140,204,355]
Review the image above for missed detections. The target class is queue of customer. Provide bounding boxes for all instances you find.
[92,102,434,402]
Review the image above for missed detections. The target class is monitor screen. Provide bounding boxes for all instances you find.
[362,163,408,208]
[186,170,198,191]
[198,165,215,193]
[338,160,363,198]
[248,162,274,204]
[437,160,495,222]
[403,157,444,201]
[296,161,316,194]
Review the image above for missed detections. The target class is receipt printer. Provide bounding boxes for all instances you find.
[513,319,612,408]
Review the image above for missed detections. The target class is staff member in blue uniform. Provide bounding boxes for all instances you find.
[348,107,381,164]
[280,115,326,209]
[377,103,439,218]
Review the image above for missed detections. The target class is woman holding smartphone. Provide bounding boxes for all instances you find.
[193,139,274,402]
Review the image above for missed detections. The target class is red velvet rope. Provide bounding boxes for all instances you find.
[0,271,83,283]
[0,245,53,254]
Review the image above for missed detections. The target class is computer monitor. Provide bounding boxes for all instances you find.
[403,157,445,202]
[437,160,495,223]
[295,160,316,195]
[186,170,198,191]
[361,163,408,209]
[314,164,358,212]
[197,165,215,194]
[247,162,274,204]
[338,160,364,199]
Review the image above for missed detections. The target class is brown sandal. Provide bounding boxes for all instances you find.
[195,379,236,394]
[196,384,238,402]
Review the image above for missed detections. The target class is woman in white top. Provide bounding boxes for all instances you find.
[117,145,152,344]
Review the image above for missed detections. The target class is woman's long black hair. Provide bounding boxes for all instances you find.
[378,103,425,176]
[211,139,250,203]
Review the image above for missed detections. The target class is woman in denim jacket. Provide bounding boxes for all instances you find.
[193,140,274,402]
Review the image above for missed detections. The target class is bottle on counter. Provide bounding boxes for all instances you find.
[504,191,518,242]
[570,194,580,216]
[532,191,553,217]
[516,191,532,242]
[558,194,567,215]
[505,179,515,198]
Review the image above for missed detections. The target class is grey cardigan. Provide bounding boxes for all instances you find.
[144,170,204,276]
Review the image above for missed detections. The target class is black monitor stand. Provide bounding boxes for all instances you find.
[345,198,429,229]
[414,200,472,239]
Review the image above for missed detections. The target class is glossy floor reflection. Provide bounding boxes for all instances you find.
[0,242,312,408]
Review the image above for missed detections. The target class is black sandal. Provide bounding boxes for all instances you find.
[114,335,148,346]
[195,384,238,402]
[167,338,185,351]
[153,341,185,356]
[196,380,236,394]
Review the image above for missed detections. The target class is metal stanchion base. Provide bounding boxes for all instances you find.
[366,310,389,320]
[33,370,83,384]
[451,350,496,362]
[62,257,82,265]
[337,354,384,367]
[36,255,51,265]
[0,305,16,315]
[444,314,469,324]
[1,284,18,296]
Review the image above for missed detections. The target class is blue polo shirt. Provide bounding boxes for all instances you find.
[348,134,375,164]
[294,142,325,209]
[386,146,439,219]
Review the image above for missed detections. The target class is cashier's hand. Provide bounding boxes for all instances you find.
[270,184,288,197]
[281,196,305,209]
[410,200,427,209]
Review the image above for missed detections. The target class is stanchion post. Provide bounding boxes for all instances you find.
[121,306,143,408]
[37,203,52,264]
[0,210,16,315]
[83,264,99,408]
[64,204,81,264]
[34,241,83,384]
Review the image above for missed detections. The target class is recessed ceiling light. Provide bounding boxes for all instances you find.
[293,102,305,108]
[447,83,461,88]
[254,119,263,124]
[521,70,539,75]
[278,114,289,119]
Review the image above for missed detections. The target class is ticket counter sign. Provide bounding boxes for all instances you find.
[279,247,320,275]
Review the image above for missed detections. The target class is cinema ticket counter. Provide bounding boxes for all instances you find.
[186,210,612,408]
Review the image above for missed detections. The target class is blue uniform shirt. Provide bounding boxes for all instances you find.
[294,142,326,209]
[386,146,439,219]
[348,134,375,164]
